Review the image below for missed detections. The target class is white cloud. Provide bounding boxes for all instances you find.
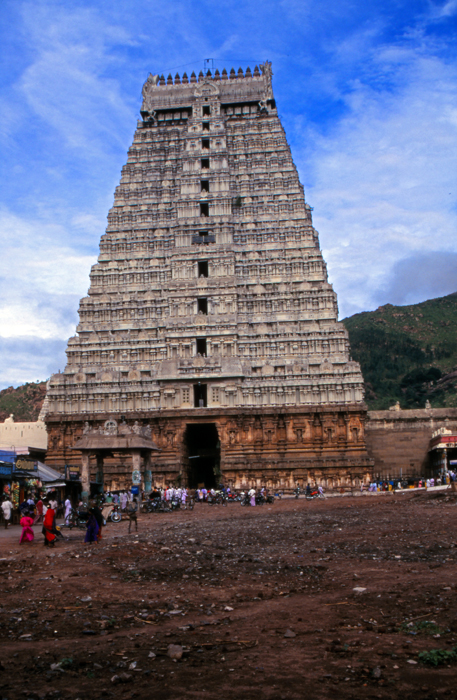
[299,50,457,317]
[17,6,134,154]
[430,0,457,18]
[0,209,96,340]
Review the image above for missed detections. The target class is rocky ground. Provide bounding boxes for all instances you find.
[1,492,457,699]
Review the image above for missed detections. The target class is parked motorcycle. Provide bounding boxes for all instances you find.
[208,491,228,506]
[102,503,122,523]
[239,491,250,506]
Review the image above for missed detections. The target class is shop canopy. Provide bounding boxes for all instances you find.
[13,461,65,483]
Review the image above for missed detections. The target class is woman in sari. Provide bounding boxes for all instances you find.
[42,506,57,547]
[92,503,104,541]
[84,509,99,544]
[19,512,35,544]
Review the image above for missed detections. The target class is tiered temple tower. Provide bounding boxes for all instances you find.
[44,62,373,494]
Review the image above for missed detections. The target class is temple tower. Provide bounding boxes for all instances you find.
[44,62,373,492]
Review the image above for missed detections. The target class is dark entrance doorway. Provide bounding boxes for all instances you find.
[185,423,220,489]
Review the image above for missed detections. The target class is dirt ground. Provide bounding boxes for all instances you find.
[2,492,457,700]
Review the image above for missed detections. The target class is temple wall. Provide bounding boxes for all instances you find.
[45,405,372,491]
[45,406,457,488]
[365,407,457,479]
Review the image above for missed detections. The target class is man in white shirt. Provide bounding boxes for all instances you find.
[64,498,72,524]
[120,492,128,511]
[1,498,13,528]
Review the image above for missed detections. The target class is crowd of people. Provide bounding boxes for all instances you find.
[0,494,62,547]
[0,491,132,547]
[365,472,455,492]
[1,493,60,531]
[1,470,453,546]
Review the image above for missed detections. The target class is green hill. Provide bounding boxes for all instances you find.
[342,292,457,410]
[0,382,47,422]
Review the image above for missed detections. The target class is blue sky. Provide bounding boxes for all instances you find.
[1,0,457,389]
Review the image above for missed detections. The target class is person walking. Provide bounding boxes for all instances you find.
[1,497,13,529]
[42,504,57,547]
[92,502,104,541]
[19,498,28,515]
[120,491,128,511]
[127,498,138,533]
[34,497,44,525]
[84,509,99,544]
[64,497,72,524]
[19,512,34,544]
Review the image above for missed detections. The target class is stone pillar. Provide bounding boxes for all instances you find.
[81,452,90,502]
[132,450,141,470]
[131,449,141,490]
[442,448,447,478]
[96,454,104,486]
[144,451,152,493]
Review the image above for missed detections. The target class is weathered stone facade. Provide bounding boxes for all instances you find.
[44,62,372,491]
[366,406,457,480]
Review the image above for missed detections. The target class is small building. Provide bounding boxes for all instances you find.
[366,406,457,481]
[429,428,457,477]
[0,414,47,463]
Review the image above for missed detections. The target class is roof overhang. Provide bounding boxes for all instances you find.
[71,434,160,452]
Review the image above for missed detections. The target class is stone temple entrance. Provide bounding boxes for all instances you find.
[72,419,159,498]
[185,423,220,489]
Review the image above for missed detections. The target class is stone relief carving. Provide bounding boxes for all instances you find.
[259,61,273,100]
[141,73,160,112]
[193,80,219,98]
